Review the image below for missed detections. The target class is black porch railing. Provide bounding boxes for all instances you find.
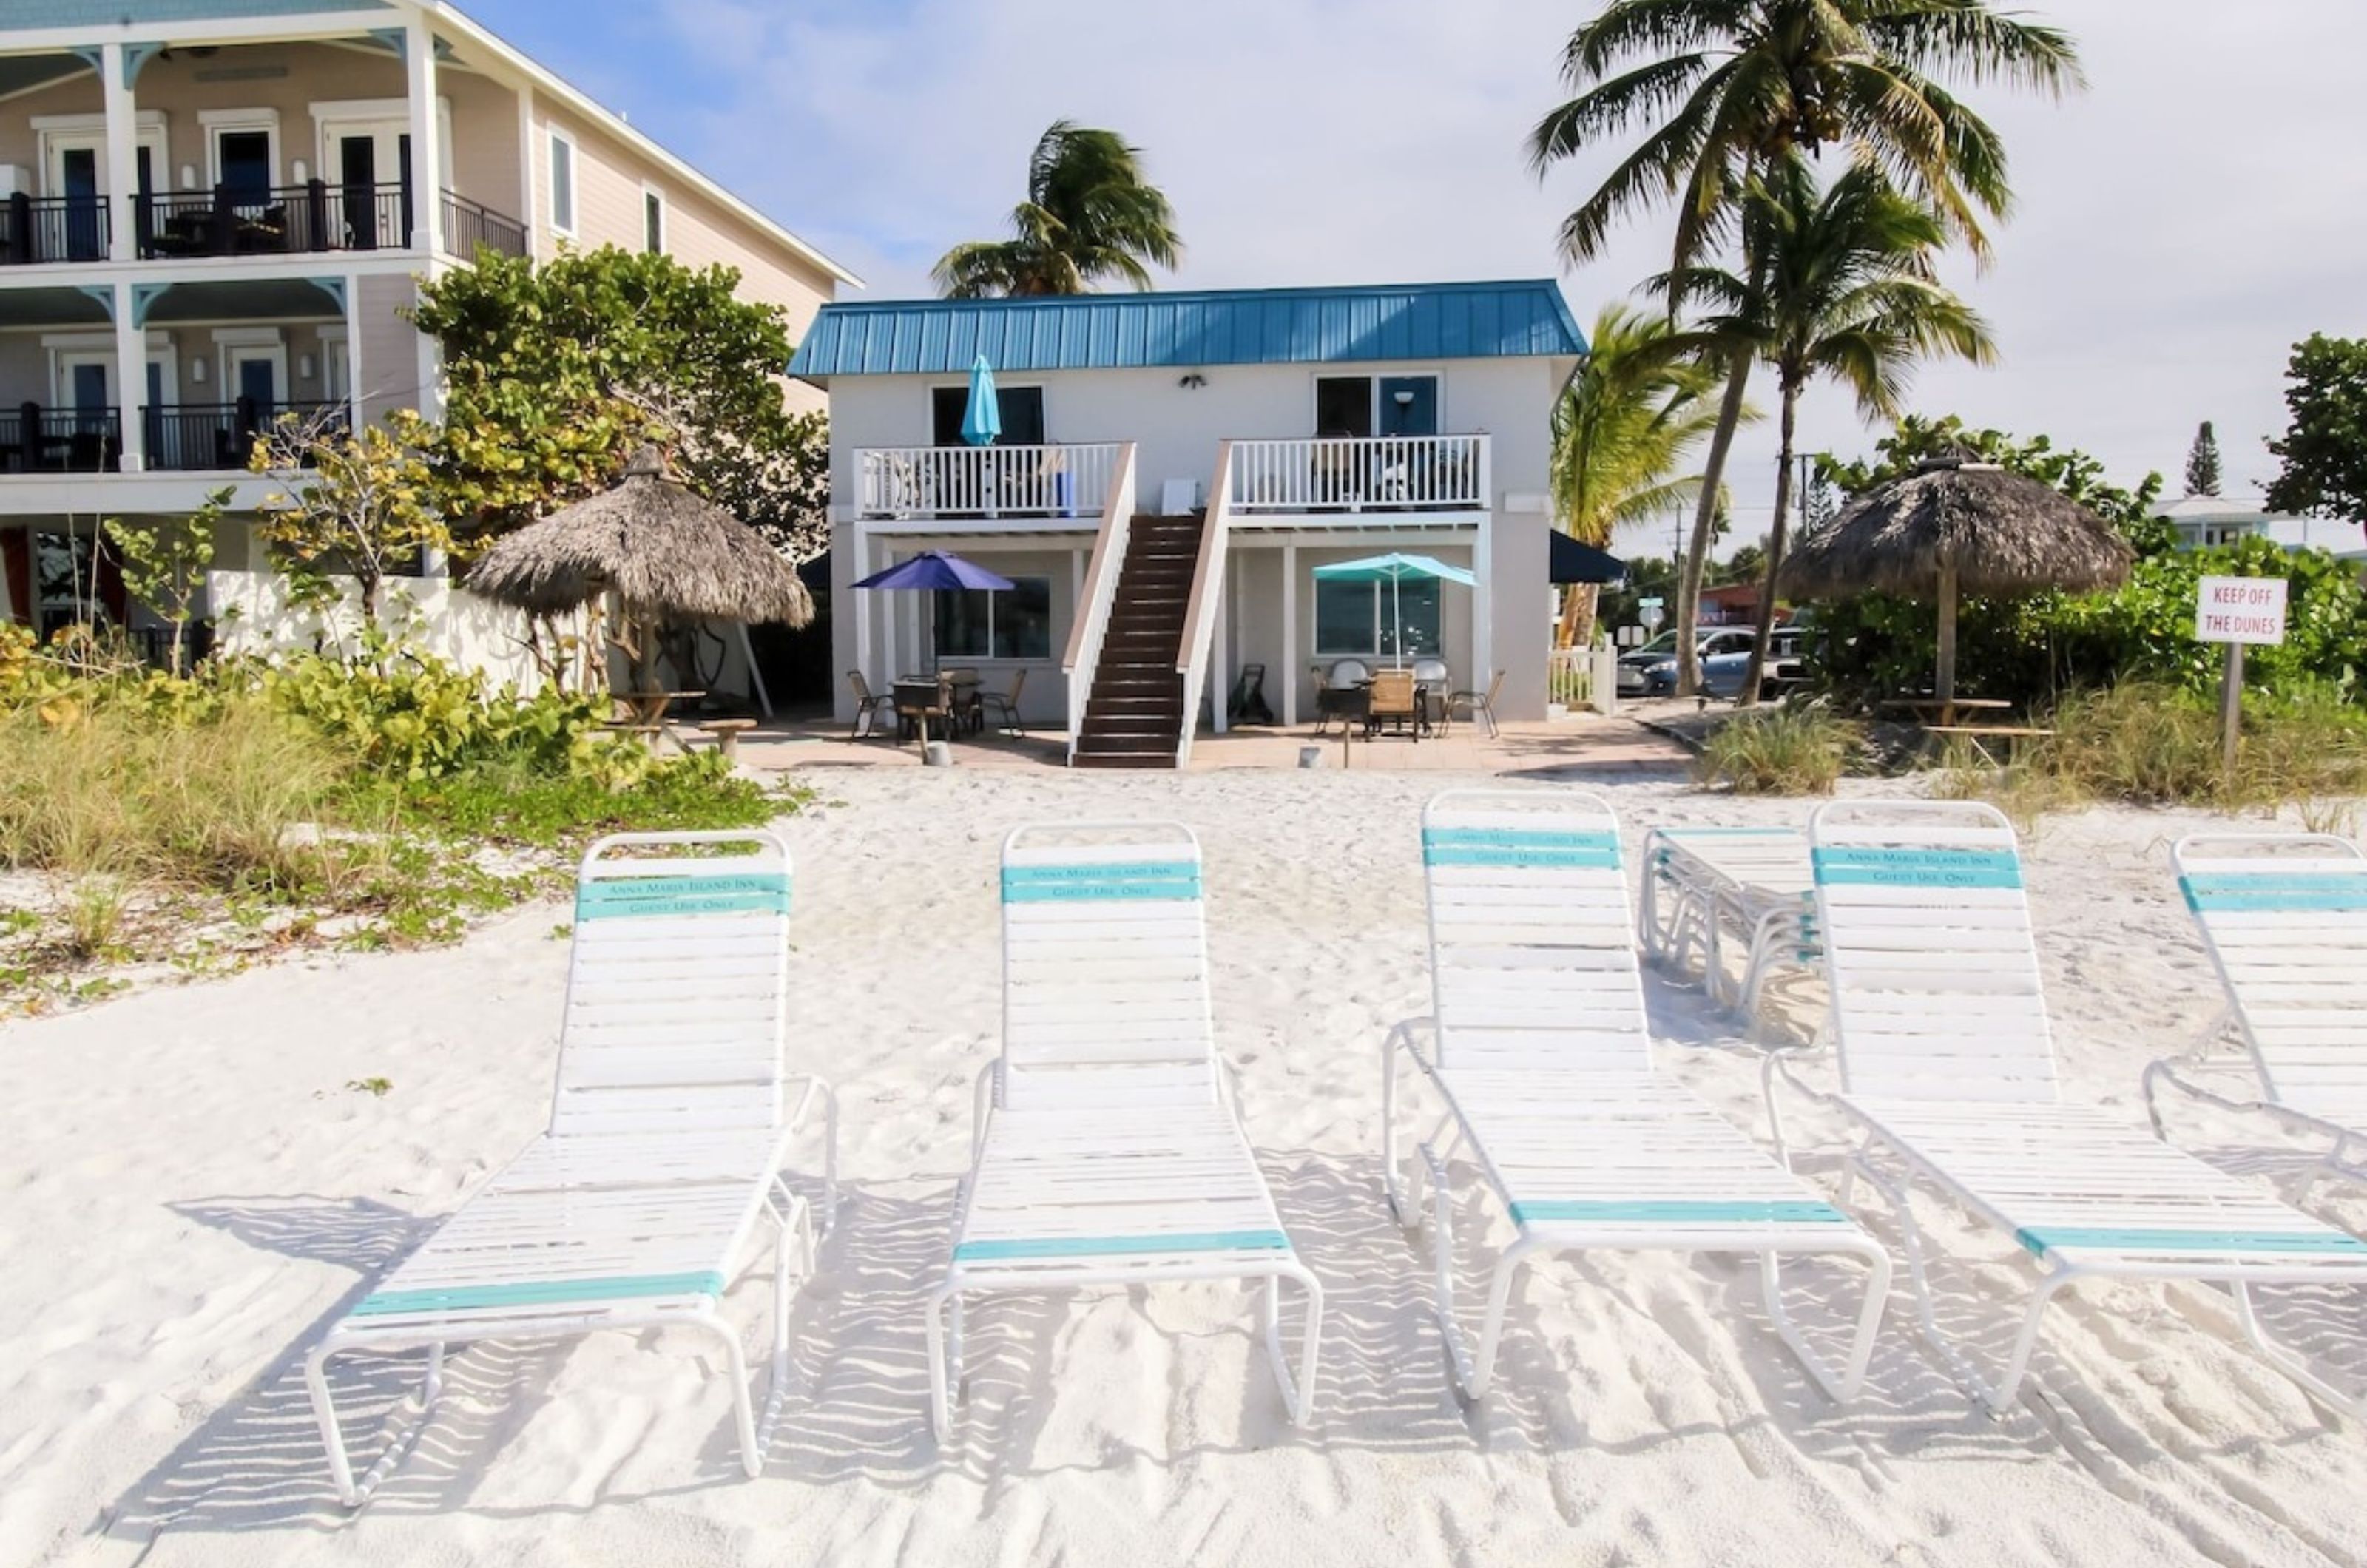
[136,180,412,258]
[0,193,112,265]
[440,188,528,258]
[0,404,121,471]
[146,399,350,471]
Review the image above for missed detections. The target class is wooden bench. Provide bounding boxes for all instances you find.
[1925,723,2053,766]
[698,717,757,763]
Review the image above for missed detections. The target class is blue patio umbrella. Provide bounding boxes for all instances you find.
[959,352,1002,446]
[854,549,1015,675]
[1310,552,1478,668]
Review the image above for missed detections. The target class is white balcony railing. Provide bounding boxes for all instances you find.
[1228,434,1490,514]
[857,442,1122,522]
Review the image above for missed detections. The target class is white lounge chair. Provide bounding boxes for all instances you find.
[927,823,1323,1439]
[1639,824,1820,1024]
[1767,800,2367,1418]
[305,830,836,1504]
[1383,788,1891,1402]
[2147,831,2367,1197]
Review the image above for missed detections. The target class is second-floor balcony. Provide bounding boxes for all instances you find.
[0,399,350,476]
[858,442,1124,523]
[0,185,526,266]
[146,400,348,471]
[0,405,121,473]
[1228,434,1490,515]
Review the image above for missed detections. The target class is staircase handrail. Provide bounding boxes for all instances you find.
[1172,439,1236,768]
[1061,442,1138,764]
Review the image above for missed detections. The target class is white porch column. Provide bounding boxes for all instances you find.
[111,280,146,473]
[1471,518,1493,695]
[405,18,443,258]
[101,44,137,264]
[851,524,874,691]
[1210,555,1230,735]
[1281,542,1299,727]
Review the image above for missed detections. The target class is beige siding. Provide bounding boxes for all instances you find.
[0,334,48,410]
[353,272,423,427]
[0,41,523,230]
[529,101,836,414]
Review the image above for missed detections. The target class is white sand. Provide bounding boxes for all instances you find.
[4,765,2366,1567]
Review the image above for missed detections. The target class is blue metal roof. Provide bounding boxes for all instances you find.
[2,0,391,26]
[789,280,1587,380]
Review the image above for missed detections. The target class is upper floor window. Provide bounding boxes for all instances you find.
[931,384,1044,445]
[1314,374,1439,439]
[548,128,576,236]
[643,186,666,254]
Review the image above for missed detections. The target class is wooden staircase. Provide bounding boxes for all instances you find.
[1072,513,1203,768]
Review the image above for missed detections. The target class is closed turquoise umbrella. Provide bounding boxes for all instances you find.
[1310,552,1477,668]
[959,352,1002,446]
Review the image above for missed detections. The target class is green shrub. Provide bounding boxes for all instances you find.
[0,696,346,891]
[1695,707,1854,794]
[2004,683,2367,808]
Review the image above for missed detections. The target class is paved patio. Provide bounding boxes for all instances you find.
[734,711,1690,777]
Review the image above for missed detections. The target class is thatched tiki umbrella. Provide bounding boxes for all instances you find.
[1780,453,2135,706]
[468,445,813,702]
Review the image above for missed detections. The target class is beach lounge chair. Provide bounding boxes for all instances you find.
[1638,825,1820,1025]
[1766,800,2367,1418]
[1382,788,1891,1402]
[305,831,837,1504]
[2147,832,2367,1197]
[927,823,1323,1439]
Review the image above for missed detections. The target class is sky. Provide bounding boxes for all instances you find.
[461,0,2367,561]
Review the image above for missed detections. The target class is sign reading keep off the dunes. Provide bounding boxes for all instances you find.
[2194,575,2288,646]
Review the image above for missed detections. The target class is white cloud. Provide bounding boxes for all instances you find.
[623,0,2367,557]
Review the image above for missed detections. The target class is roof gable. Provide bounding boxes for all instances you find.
[789,280,1586,380]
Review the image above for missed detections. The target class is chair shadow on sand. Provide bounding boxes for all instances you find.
[92,1146,2359,1541]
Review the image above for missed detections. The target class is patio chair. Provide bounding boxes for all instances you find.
[2146,832,2367,1198]
[1367,669,1418,738]
[1327,658,1371,689]
[1382,788,1891,1402]
[1312,662,1369,737]
[305,831,837,1504]
[928,823,1324,1439]
[1447,670,1504,739]
[847,670,898,740]
[1766,800,2367,1419]
[975,668,1029,734]
[893,678,956,744]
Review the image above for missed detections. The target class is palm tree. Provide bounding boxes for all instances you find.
[1660,158,1994,703]
[1530,0,2079,695]
[1550,303,1738,647]
[934,121,1181,297]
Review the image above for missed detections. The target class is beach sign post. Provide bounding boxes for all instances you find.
[2193,574,2287,780]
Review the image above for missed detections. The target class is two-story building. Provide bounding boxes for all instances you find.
[790,280,1586,766]
[0,0,855,665]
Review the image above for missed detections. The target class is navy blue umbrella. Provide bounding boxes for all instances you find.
[854,550,1016,675]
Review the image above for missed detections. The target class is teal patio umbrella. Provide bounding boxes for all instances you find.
[959,352,1002,446]
[1310,552,1478,668]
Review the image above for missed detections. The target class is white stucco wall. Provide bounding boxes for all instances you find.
[821,356,1568,727]
[818,358,1561,516]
